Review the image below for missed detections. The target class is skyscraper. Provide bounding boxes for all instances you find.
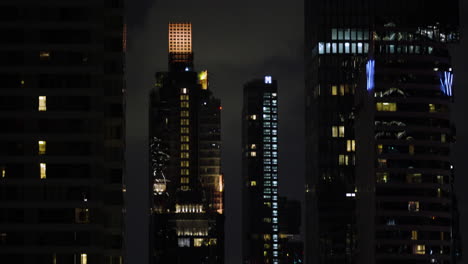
[149,22,224,264]
[0,1,126,263]
[304,0,460,263]
[278,197,303,264]
[242,76,280,264]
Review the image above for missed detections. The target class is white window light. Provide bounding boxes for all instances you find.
[265,76,272,84]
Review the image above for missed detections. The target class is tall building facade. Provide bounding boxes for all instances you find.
[242,77,279,264]
[304,0,460,263]
[0,1,126,264]
[278,197,303,264]
[150,23,224,264]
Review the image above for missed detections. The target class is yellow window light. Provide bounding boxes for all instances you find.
[39,51,50,59]
[40,163,46,179]
[198,70,208,90]
[80,253,87,264]
[38,96,47,111]
[38,141,46,155]
[331,85,338,95]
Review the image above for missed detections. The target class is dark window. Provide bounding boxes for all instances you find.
[40,30,90,44]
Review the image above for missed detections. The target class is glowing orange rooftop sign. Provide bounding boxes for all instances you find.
[169,23,192,53]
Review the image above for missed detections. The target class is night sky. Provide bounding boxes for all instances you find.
[124,1,468,264]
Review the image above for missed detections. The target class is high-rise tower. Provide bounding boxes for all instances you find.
[150,23,224,264]
[242,77,280,264]
[304,0,460,263]
[0,1,126,263]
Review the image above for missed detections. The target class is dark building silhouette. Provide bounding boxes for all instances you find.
[242,77,279,264]
[149,23,224,264]
[304,0,461,263]
[278,197,303,264]
[0,1,126,263]
[278,197,301,236]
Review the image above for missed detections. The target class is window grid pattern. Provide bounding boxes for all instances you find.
[180,89,190,191]
[262,92,279,264]
[169,23,192,53]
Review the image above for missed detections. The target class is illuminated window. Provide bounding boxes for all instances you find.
[38,141,46,155]
[199,71,208,90]
[377,144,383,154]
[250,151,257,157]
[181,161,189,167]
[429,104,436,112]
[180,95,189,101]
[181,144,189,150]
[181,177,189,184]
[378,159,387,168]
[250,144,257,150]
[181,101,189,108]
[376,102,397,112]
[437,175,444,184]
[181,152,189,158]
[346,140,355,152]
[75,208,90,223]
[409,145,415,155]
[376,172,388,183]
[411,230,418,240]
[1,166,5,178]
[331,85,338,95]
[332,126,338,137]
[194,238,204,247]
[181,119,189,125]
[437,188,442,198]
[181,111,189,117]
[338,126,345,137]
[249,115,257,120]
[413,245,425,255]
[181,127,189,134]
[408,201,420,212]
[178,238,190,247]
[181,136,189,142]
[407,173,422,183]
[338,155,349,165]
[441,134,446,143]
[39,51,50,60]
[181,169,189,175]
[339,85,345,96]
[263,234,271,240]
[40,163,46,179]
[181,186,189,191]
[250,181,257,186]
[181,88,187,94]
[38,96,47,111]
[80,253,87,264]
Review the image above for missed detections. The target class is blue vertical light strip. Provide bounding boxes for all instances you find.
[446,71,453,96]
[440,71,454,96]
[366,59,375,91]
